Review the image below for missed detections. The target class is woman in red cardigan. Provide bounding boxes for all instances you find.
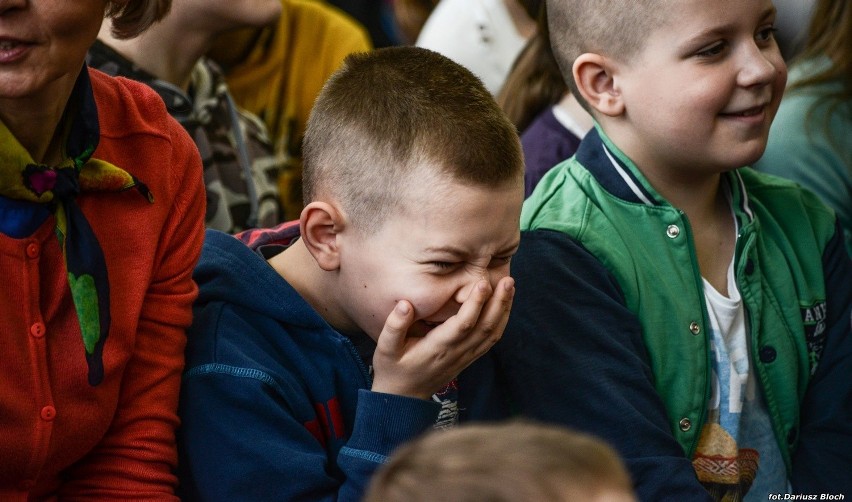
[0,1,206,499]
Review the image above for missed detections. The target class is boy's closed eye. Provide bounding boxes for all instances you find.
[421,241,519,274]
[425,255,515,273]
[489,255,514,267]
[430,261,459,271]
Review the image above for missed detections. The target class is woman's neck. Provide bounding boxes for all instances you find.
[0,72,77,164]
[97,20,212,92]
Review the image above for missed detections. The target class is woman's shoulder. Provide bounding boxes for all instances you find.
[87,67,177,142]
[87,67,203,206]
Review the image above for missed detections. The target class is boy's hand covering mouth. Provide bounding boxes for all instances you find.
[370,277,516,401]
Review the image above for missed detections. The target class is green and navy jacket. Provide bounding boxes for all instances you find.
[459,127,852,501]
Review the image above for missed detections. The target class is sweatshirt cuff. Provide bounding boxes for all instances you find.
[344,389,441,459]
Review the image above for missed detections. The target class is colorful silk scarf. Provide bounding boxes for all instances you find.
[0,68,153,386]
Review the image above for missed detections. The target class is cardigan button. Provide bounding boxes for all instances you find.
[759,346,777,363]
[26,242,40,258]
[666,225,680,238]
[689,321,701,335]
[40,405,56,421]
[30,322,45,338]
[679,417,692,432]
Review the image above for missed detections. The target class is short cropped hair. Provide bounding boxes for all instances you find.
[302,46,523,233]
[546,0,669,111]
[364,421,635,502]
[105,0,172,39]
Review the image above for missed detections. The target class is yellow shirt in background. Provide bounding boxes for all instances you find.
[209,0,372,220]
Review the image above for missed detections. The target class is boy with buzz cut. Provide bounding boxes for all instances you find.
[460,0,852,500]
[176,46,524,501]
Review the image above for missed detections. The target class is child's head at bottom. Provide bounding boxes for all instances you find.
[297,46,524,342]
[364,420,637,502]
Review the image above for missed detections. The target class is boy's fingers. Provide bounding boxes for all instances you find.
[449,280,492,335]
[377,300,415,352]
[447,277,514,369]
[449,276,514,356]
[476,276,515,339]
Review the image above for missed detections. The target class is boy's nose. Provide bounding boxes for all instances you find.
[738,43,783,88]
[453,267,500,305]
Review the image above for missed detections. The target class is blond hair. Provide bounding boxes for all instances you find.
[365,421,635,502]
[790,0,851,99]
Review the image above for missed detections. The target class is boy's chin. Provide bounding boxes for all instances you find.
[721,140,769,171]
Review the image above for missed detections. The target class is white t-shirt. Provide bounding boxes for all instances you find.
[694,234,787,500]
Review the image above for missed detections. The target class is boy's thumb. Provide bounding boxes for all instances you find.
[380,300,414,345]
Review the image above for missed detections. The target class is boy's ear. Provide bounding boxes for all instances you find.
[299,201,345,271]
[573,53,625,117]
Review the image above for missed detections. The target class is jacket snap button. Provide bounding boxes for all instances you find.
[679,417,692,432]
[689,321,701,335]
[666,225,680,238]
[759,346,777,363]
